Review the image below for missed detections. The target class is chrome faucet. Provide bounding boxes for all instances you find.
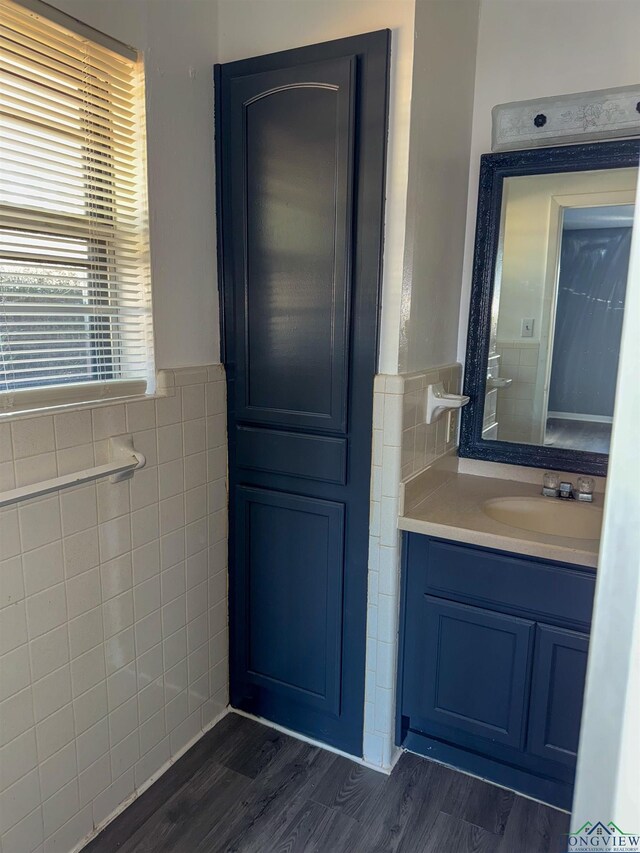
[558,481,574,500]
[542,473,594,502]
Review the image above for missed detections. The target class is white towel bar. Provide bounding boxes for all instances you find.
[0,435,146,508]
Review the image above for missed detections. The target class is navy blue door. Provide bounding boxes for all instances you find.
[527,624,590,768]
[404,596,535,749]
[216,32,390,755]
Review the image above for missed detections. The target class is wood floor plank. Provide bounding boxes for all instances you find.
[116,763,250,853]
[269,799,331,853]
[310,755,387,822]
[423,811,502,853]
[355,751,443,852]
[303,804,362,853]
[221,718,291,779]
[393,758,466,853]
[196,739,333,853]
[442,771,515,835]
[498,796,570,853]
[84,715,249,852]
[85,713,570,853]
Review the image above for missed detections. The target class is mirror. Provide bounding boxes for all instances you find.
[461,140,639,476]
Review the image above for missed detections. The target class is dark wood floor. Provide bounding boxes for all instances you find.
[545,417,611,453]
[86,713,570,853]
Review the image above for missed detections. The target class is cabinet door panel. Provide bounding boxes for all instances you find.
[404,596,535,748]
[527,624,589,767]
[235,486,344,716]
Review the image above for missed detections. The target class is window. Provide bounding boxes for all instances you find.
[0,0,153,412]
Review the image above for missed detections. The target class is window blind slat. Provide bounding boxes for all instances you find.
[0,121,138,164]
[0,0,153,406]
[0,39,136,103]
[0,3,138,76]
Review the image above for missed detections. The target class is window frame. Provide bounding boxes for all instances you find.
[0,0,154,415]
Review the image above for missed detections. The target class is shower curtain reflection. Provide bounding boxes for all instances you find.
[545,218,632,453]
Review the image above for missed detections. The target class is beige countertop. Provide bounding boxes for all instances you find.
[398,471,600,568]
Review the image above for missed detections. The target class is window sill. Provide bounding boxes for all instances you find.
[0,372,175,423]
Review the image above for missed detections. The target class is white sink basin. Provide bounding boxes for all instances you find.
[482,497,602,541]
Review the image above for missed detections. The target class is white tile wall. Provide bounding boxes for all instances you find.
[0,366,228,853]
[364,365,462,769]
[495,341,540,443]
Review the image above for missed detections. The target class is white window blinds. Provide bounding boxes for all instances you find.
[0,0,153,412]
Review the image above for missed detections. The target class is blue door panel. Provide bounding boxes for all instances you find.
[527,624,589,768]
[236,487,344,715]
[236,426,347,485]
[405,596,534,748]
[232,58,355,433]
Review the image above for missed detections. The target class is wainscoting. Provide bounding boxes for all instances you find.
[0,366,228,853]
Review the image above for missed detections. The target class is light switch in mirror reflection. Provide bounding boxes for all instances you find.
[483,166,637,455]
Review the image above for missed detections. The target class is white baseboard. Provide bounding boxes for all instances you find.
[231,707,393,775]
[74,707,230,852]
[548,411,613,424]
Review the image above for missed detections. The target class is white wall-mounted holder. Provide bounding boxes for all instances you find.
[425,382,470,425]
[108,434,147,482]
[492,85,640,152]
[488,376,513,389]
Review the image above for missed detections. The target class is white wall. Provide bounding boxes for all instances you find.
[571,162,640,836]
[399,0,479,373]
[51,0,221,371]
[497,169,637,342]
[217,0,416,375]
[458,0,640,362]
[55,0,417,374]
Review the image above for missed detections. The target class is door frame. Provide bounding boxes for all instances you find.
[535,188,636,444]
[214,31,390,756]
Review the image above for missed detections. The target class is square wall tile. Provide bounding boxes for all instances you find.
[54,410,92,450]
[0,555,24,609]
[11,417,55,459]
[68,607,104,660]
[0,644,30,703]
[23,542,64,597]
[35,704,75,763]
[66,568,101,620]
[29,626,69,683]
[26,584,67,640]
[63,528,100,579]
[19,497,61,552]
[0,768,41,835]
[92,405,126,441]
[0,686,34,748]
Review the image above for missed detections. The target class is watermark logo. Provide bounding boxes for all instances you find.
[566,820,640,850]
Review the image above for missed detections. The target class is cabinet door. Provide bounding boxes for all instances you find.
[527,624,589,768]
[404,596,535,748]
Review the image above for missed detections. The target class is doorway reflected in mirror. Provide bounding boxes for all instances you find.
[543,204,632,454]
[483,168,636,455]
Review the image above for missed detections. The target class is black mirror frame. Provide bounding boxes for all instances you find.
[460,138,640,477]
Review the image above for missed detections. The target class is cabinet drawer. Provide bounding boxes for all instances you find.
[407,535,595,627]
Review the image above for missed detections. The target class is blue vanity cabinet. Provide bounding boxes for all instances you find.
[398,532,596,810]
